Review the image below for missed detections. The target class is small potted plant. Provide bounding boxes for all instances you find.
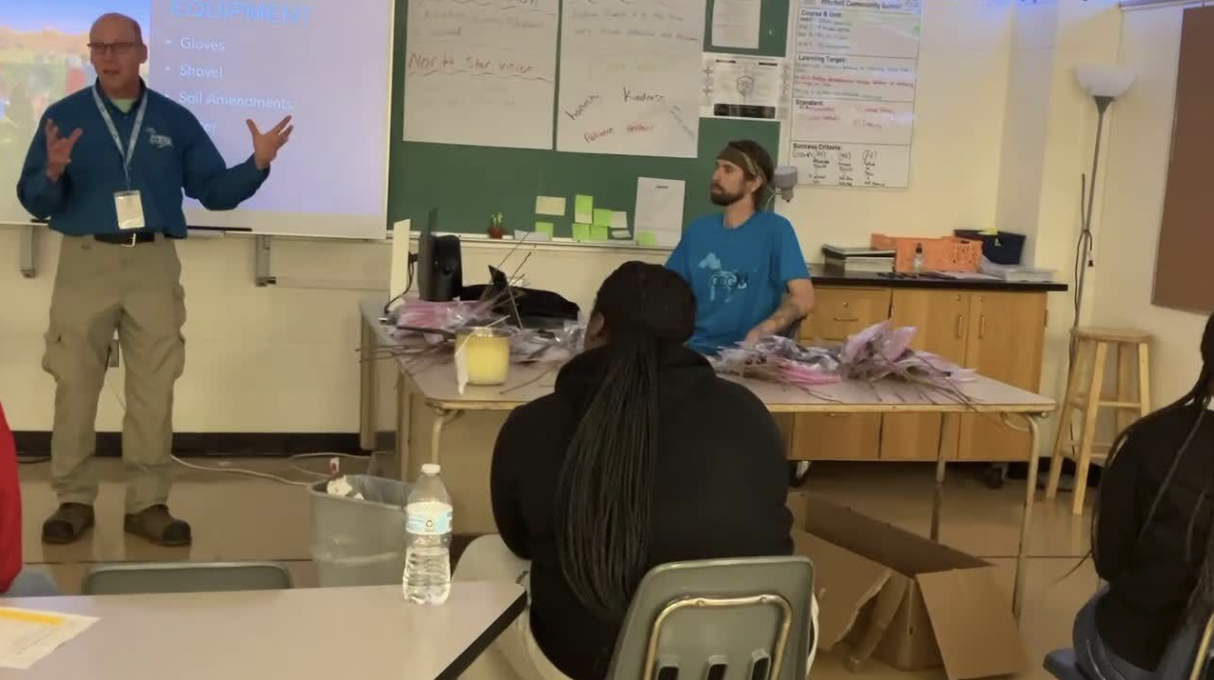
[488,212,506,239]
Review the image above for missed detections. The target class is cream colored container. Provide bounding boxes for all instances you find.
[455,327,511,386]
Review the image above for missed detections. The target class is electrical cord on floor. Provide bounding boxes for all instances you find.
[103,374,377,487]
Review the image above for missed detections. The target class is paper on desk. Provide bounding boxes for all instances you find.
[711,0,761,49]
[0,607,98,670]
[635,178,685,247]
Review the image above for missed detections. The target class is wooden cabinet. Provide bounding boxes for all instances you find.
[803,287,892,342]
[786,284,1051,463]
[789,287,890,461]
[957,292,1048,461]
[880,290,970,461]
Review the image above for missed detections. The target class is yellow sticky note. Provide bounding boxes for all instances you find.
[593,209,613,227]
[572,223,591,241]
[637,231,657,247]
[536,196,566,216]
[534,221,555,236]
[574,195,594,223]
[590,225,610,241]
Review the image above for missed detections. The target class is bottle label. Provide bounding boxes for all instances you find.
[406,501,453,535]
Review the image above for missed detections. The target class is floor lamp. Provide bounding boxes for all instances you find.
[1048,66,1136,493]
[1072,66,1135,341]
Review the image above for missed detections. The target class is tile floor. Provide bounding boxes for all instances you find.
[16,457,1098,680]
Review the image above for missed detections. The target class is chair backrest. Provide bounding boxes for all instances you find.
[82,562,293,596]
[605,557,815,680]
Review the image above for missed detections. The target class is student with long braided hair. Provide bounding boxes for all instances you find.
[1076,312,1214,679]
[457,262,795,680]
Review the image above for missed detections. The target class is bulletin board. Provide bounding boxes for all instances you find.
[385,0,789,238]
[1153,6,1214,314]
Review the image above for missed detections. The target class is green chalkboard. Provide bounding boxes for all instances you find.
[387,0,789,239]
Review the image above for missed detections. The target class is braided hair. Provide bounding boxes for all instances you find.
[1094,313,1214,625]
[555,261,697,620]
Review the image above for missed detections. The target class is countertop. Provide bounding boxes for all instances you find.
[809,266,1068,292]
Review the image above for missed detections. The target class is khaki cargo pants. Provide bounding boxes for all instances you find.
[43,235,186,514]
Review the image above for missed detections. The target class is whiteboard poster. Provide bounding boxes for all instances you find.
[790,0,921,188]
[790,142,911,188]
[556,0,707,157]
[403,0,559,149]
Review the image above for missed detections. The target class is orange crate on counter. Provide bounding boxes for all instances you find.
[870,234,983,273]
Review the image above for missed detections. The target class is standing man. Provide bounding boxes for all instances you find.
[16,13,293,546]
[666,140,814,354]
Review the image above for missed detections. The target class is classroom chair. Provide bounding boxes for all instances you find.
[1045,604,1214,680]
[82,561,293,595]
[605,556,816,680]
[1046,327,1153,515]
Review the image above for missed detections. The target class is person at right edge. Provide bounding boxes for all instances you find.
[1078,312,1214,679]
[666,140,814,354]
[15,13,292,546]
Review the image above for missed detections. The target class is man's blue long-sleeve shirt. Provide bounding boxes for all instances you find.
[17,81,268,238]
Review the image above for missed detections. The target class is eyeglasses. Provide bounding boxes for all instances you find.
[88,42,140,56]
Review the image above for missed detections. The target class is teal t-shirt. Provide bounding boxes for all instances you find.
[666,211,810,354]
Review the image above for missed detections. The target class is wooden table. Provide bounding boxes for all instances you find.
[4,583,526,679]
[359,300,1056,617]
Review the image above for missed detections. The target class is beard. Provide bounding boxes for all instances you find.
[710,185,746,206]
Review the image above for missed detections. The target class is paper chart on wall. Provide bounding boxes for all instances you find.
[556,0,706,157]
[700,53,789,121]
[711,0,762,49]
[789,0,922,188]
[403,0,559,149]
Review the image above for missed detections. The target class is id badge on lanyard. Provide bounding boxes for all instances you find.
[92,86,147,231]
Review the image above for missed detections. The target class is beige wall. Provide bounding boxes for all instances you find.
[1090,3,1207,406]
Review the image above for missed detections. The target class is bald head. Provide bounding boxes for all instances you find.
[89,13,148,99]
[91,13,143,44]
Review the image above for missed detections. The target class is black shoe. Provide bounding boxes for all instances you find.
[42,503,95,545]
[124,505,192,547]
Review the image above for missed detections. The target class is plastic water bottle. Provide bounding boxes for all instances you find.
[403,464,453,605]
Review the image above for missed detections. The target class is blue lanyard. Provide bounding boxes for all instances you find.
[91,84,146,188]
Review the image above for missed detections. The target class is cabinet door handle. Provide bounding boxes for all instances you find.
[955,314,964,339]
[833,316,860,323]
[979,314,987,340]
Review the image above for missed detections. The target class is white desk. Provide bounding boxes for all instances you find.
[358,300,1056,616]
[4,583,525,680]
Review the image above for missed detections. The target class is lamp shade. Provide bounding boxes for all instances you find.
[1075,66,1135,99]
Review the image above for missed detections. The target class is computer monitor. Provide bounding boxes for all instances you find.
[417,207,463,302]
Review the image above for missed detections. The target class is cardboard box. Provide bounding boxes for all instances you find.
[788,493,1026,680]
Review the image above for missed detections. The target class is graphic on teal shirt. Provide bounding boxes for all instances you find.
[698,253,750,303]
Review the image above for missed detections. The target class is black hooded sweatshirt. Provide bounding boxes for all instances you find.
[1096,404,1214,669]
[490,343,793,680]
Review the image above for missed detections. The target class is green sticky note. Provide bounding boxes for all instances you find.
[590,225,610,241]
[572,223,591,241]
[637,231,657,247]
[534,221,555,236]
[593,209,613,227]
[574,195,594,223]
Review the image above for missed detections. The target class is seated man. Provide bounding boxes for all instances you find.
[457,262,805,680]
[666,140,814,353]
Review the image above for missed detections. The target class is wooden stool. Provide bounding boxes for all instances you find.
[1046,327,1153,515]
